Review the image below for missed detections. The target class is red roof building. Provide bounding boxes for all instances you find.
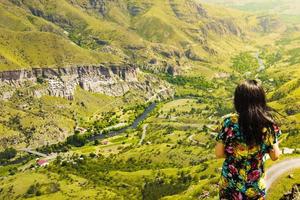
[37,159,49,167]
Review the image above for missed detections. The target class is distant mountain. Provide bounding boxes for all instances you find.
[0,0,286,72]
[202,0,300,22]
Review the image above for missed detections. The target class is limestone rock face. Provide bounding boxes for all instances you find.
[201,19,242,37]
[257,16,283,33]
[0,64,174,149]
[0,64,173,101]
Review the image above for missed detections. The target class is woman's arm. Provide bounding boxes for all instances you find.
[215,142,226,158]
[268,142,280,161]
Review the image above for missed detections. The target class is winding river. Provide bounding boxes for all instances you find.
[89,102,157,141]
[0,102,157,166]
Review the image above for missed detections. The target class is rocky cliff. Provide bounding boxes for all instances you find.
[0,64,173,101]
[0,64,174,150]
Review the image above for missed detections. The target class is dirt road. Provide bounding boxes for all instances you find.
[266,157,300,191]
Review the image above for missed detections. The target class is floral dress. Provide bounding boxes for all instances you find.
[216,113,281,200]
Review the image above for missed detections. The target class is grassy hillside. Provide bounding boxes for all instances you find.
[0,0,285,72]
[0,0,299,200]
[0,28,119,69]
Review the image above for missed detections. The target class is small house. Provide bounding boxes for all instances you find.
[37,159,49,167]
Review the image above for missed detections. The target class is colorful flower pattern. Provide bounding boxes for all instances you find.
[216,113,281,200]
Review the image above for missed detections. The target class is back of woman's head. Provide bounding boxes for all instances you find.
[234,80,276,146]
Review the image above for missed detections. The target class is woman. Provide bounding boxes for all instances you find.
[215,80,281,200]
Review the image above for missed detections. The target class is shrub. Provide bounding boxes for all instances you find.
[89,152,96,158]
[94,140,100,145]
[231,52,259,73]
[0,148,17,162]
[25,183,41,197]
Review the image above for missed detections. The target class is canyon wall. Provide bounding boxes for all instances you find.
[0,64,136,100]
[0,64,174,150]
[0,64,173,101]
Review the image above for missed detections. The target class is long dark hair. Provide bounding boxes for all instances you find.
[234,80,277,146]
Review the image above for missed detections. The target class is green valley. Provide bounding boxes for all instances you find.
[0,0,299,199]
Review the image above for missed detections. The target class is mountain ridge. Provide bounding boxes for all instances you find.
[0,0,287,73]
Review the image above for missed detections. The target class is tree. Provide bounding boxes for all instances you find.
[231,52,259,73]
[94,140,99,145]
[0,147,17,160]
[66,132,86,147]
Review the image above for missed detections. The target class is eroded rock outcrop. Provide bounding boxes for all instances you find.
[201,19,242,37]
[257,15,283,33]
[0,64,173,101]
[0,64,174,150]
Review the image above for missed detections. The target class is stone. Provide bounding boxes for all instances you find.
[288,174,294,179]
